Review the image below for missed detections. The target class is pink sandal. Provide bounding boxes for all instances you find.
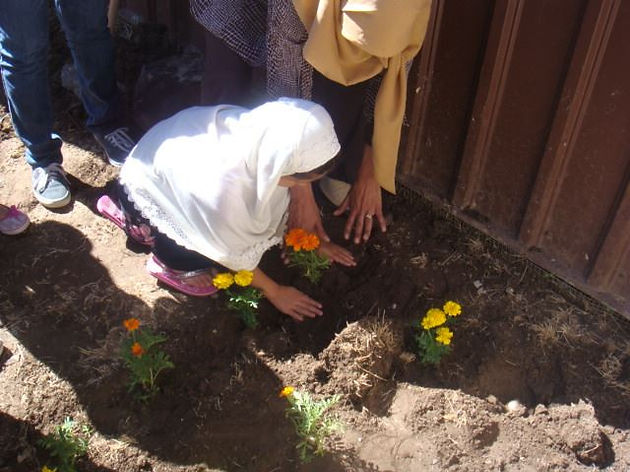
[97,195,154,246]
[146,255,218,297]
[0,205,30,235]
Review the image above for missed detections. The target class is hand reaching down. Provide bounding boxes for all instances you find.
[318,240,356,267]
[333,145,387,244]
[266,285,323,322]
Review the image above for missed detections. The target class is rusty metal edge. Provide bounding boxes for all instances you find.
[398,174,630,321]
[519,0,622,249]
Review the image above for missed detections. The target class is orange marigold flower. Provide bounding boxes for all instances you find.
[123,317,140,332]
[285,228,307,251]
[279,386,295,398]
[301,233,320,251]
[131,342,145,357]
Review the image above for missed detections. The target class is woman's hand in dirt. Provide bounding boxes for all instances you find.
[266,285,323,322]
[251,268,322,320]
[334,146,387,244]
[289,183,330,242]
[318,240,356,267]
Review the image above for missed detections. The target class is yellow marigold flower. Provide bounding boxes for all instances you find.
[285,228,307,251]
[279,386,295,398]
[213,272,234,290]
[42,467,57,472]
[301,233,320,251]
[234,270,254,287]
[123,317,140,332]
[421,308,447,330]
[131,342,145,357]
[443,301,462,317]
[435,327,453,345]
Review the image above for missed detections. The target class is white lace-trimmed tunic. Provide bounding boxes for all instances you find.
[120,99,340,271]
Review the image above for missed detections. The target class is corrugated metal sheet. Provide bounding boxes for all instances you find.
[400,0,630,317]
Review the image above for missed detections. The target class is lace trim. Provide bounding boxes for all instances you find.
[119,181,281,271]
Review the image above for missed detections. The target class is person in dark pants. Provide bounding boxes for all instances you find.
[0,0,138,209]
[97,98,355,321]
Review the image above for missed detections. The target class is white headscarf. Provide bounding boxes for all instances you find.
[120,98,340,271]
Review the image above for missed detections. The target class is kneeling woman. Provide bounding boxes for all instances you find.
[99,98,354,321]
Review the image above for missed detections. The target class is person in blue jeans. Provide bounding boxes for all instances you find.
[0,0,137,208]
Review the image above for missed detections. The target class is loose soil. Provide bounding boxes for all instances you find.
[1,27,630,472]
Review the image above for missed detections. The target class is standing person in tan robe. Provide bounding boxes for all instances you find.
[190,0,432,244]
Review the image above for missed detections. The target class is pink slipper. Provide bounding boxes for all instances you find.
[0,205,30,235]
[146,255,218,297]
[97,195,154,246]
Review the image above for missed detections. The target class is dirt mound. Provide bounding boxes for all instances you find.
[332,385,618,471]
[319,317,403,408]
[546,401,613,467]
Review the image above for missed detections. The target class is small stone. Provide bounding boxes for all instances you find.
[506,399,521,411]
[399,351,416,364]
[534,404,548,415]
[506,399,526,416]
[486,394,498,405]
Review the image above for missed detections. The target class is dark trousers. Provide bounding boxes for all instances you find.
[117,185,217,272]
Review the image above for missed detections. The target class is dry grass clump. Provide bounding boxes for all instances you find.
[593,353,630,399]
[530,304,585,348]
[319,315,403,401]
[464,237,485,255]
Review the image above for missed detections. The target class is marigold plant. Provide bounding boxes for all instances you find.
[234,269,254,287]
[280,386,342,463]
[131,341,145,357]
[123,317,140,332]
[443,300,462,317]
[279,385,295,398]
[421,308,447,329]
[284,228,331,283]
[415,301,462,365]
[213,270,261,328]
[38,417,92,472]
[435,326,453,345]
[285,228,308,250]
[121,317,174,401]
[212,272,234,290]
